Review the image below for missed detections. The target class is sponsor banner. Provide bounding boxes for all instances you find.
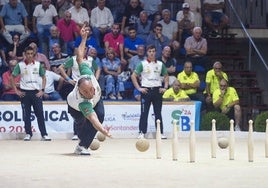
[0,101,201,136]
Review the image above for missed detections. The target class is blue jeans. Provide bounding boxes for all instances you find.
[105,75,125,96]
[37,23,53,53]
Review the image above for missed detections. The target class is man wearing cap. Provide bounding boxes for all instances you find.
[176,2,195,44]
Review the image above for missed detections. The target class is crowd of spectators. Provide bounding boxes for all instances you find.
[0,0,241,129]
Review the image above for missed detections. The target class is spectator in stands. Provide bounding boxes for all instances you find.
[158,46,177,86]
[68,0,89,30]
[131,44,169,139]
[29,42,50,70]
[57,10,79,55]
[185,0,202,27]
[106,0,128,23]
[146,23,170,58]
[32,0,58,55]
[40,61,64,101]
[128,44,146,101]
[0,41,7,77]
[177,61,205,109]
[1,59,20,101]
[163,79,190,101]
[184,26,211,70]
[6,33,27,61]
[140,0,162,22]
[124,27,145,60]
[103,23,127,69]
[102,47,125,100]
[158,9,178,42]
[135,10,152,42]
[213,78,241,131]
[121,0,143,35]
[48,25,65,57]
[205,61,228,111]
[56,0,72,18]
[0,0,30,44]
[176,2,195,44]
[49,43,69,74]
[91,0,114,48]
[88,47,103,89]
[203,0,229,35]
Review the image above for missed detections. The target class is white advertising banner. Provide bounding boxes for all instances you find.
[0,101,201,138]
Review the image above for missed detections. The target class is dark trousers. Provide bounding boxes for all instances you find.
[68,99,105,148]
[139,87,164,134]
[20,90,48,137]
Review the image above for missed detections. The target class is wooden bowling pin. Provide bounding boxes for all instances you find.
[229,119,235,160]
[172,120,178,161]
[248,120,254,162]
[211,119,217,158]
[189,121,196,163]
[156,119,162,159]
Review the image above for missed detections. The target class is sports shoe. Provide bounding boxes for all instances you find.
[137,132,144,139]
[161,134,167,139]
[108,94,116,100]
[24,134,31,141]
[72,135,78,140]
[117,94,123,100]
[74,145,91,155]
[235,125,241,131]
[41,135,51,141]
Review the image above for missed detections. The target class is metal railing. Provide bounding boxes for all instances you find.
[227,0,268,71]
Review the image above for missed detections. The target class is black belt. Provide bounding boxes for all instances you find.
[143,87,160,90]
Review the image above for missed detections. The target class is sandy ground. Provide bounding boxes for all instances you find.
[1,132,268,188]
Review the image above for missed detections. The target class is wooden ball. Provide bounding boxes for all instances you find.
[218,137,229,149]
[97,132,106,142]
[89,139,100,150]
[135,139,150,152]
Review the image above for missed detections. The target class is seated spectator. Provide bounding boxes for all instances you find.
[91,0,114,48]
[29,42,50,70]
[57,10,79,55]
[158,9,178,42]
[74,25,104,55]
[163,79,190,101]
[176,3,195,44]
[49,43,69,74]
[0,0,30,44]
[128,44,146,101]
[158,46,177,86]
[146,23,170,58]
[205,61,228,111]
[185,0,202,27]
[48,25,65,57]
[140,0,162,22]
[106,0,128,23]
[121,0,143,35]
[56,0,72,18]
[124,27,144,60]
[212,78,241,131]
[1,59,20,101]
[40,61,64,101]
[68,0,89,30]
[184,26,211,70]
[103,23,127,69]
[203,0,229,35]
[6,33,27,61]
[135,10,152,42]
[177,61,205,110]
[102,47,125,100]
[32,0,58,56]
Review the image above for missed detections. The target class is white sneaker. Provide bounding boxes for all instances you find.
[74,145,91,155]
[161,134,167,139]
[137,133,144,139]
[72,135,78,140]
[24,134,31,141]
[235,125,241,131]
[41,135,51,141]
